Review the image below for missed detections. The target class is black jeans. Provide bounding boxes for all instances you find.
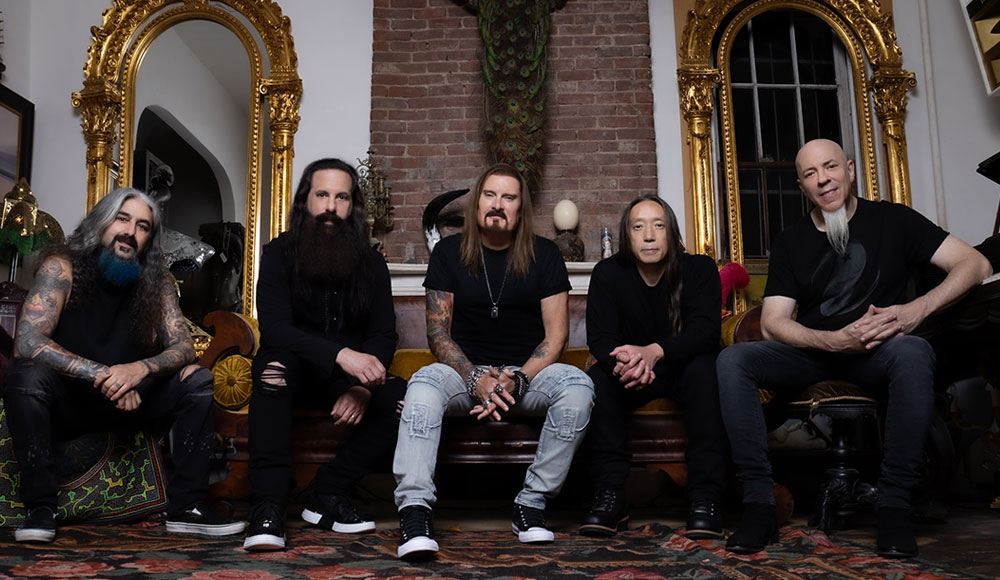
[716,335,935,509]
[2,358,215,516]
[584,353,727,503]
[247,348,406,507]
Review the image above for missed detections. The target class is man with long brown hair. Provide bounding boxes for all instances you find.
[580,195,728,540]
[243,158,403,551]
[4,187,245,543]
[391,163,594,560]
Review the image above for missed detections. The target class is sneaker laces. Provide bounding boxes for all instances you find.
[514,504,547,529]
[333,497,366,522]
[250,502,284,526]
[400,507,433,541]
[591,488,622,514]
[690,499,718,516]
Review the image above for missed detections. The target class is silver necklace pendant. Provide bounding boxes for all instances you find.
[491,305,499,319]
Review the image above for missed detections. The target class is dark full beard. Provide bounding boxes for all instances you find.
[297,213,368,284]
[822,205,850,257]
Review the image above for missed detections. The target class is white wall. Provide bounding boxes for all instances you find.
[894,0,1000,245]
[136,25,247,222]
[647,1,687,235]
[2,0,996,250]
[0,0,375,239]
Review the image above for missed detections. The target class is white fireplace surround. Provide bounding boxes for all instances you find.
[388,262,596,297]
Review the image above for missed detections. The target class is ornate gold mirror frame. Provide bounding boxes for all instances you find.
[678,0,915,311]
[72,0,302,316]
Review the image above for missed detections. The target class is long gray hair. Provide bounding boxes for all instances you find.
[41,187,169,352]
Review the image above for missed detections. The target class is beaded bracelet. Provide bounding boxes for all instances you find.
[512,370,530,400]
[466,366,489,403]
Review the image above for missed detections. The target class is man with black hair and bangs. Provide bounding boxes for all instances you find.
[4,187,245,543]
[243,158,403,552]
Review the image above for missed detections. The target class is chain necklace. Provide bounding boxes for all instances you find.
[482,248,508,319]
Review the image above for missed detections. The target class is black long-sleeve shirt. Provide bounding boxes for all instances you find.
[255,233,397,384]
[586,253,720,376]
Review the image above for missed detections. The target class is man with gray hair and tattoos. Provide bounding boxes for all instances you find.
[391,163,594,560]
[3,187,245,543]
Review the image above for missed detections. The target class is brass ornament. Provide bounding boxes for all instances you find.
[73,0,301,317]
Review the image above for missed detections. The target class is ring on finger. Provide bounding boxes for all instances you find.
[493,384,503,395]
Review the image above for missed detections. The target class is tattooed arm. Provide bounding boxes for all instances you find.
[100,281,195,402]
[425,289,474,379]
[14,255,110,382]
[517,291,569,381]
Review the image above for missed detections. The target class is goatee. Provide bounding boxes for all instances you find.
[297,212,368,283]
[822,204,850,257]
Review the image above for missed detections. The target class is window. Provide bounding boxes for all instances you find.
[725,10,855,259]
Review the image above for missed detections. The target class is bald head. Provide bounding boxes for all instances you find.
[795,139,848,178]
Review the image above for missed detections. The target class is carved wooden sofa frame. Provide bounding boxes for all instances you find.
[200,305,692,500]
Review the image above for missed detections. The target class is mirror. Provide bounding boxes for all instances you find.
[72,0,302,318]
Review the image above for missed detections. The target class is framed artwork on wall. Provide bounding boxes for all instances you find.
[0,83,35,194]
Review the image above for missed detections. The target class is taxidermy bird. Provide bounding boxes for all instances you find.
[466,0,567,192]
[423,188,469,253]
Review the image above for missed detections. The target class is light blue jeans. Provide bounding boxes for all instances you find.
[393,362,594,511]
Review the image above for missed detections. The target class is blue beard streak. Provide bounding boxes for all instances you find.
[98,247,142,287]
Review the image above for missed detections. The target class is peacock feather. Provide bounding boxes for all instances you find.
[466,0,566,193]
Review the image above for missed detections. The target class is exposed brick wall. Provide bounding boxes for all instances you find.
[371,0,657,263]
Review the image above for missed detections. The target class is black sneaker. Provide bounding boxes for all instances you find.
[877,507,918,558]
[165,504,246,537]
[243,501,287,551]
[726,502,778,554]
[302,493,375,534]
[685,499,723,539]
[15,506,56,543]
[512,503,554,543]
[397,505,439,560]
[579,488,628,537]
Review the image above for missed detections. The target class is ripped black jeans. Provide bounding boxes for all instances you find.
[247,348,406,508]
[2,358,215,516]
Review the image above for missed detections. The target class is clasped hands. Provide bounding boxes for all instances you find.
[95,361,148,412]
[838,302,926,352]
[611,343,662,390]
[470,366,517,421]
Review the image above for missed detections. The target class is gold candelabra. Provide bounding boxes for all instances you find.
[357,150,393,251]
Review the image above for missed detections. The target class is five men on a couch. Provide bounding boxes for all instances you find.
[5,188,246,543]
[6,141,991,560]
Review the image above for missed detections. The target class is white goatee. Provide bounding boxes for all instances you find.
[822,204,850,257]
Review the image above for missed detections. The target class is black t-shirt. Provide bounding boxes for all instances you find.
[765,198,948,331]
[423,234,571,366]
[587,253,721,376]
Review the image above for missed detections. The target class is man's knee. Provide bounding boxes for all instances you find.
[716,343,758,376]
[881,335,935,365]
[179,365,214,396]
[2,359,59,397]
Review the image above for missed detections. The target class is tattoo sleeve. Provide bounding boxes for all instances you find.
[14,257,108,382]
[139,284,196,377]
[425,289,474,378]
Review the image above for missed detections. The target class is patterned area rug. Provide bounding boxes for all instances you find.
[0,520,983,579]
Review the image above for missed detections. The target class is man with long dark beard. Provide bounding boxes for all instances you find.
[243,158,402,551]
[717,139,992,558]
[4,187,245,542]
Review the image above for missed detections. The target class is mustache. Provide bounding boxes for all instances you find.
[485,209,506,219]
[316,211,344,225]
[114,233,138,249]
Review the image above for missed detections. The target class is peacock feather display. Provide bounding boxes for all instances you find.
[465,0,566,193]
